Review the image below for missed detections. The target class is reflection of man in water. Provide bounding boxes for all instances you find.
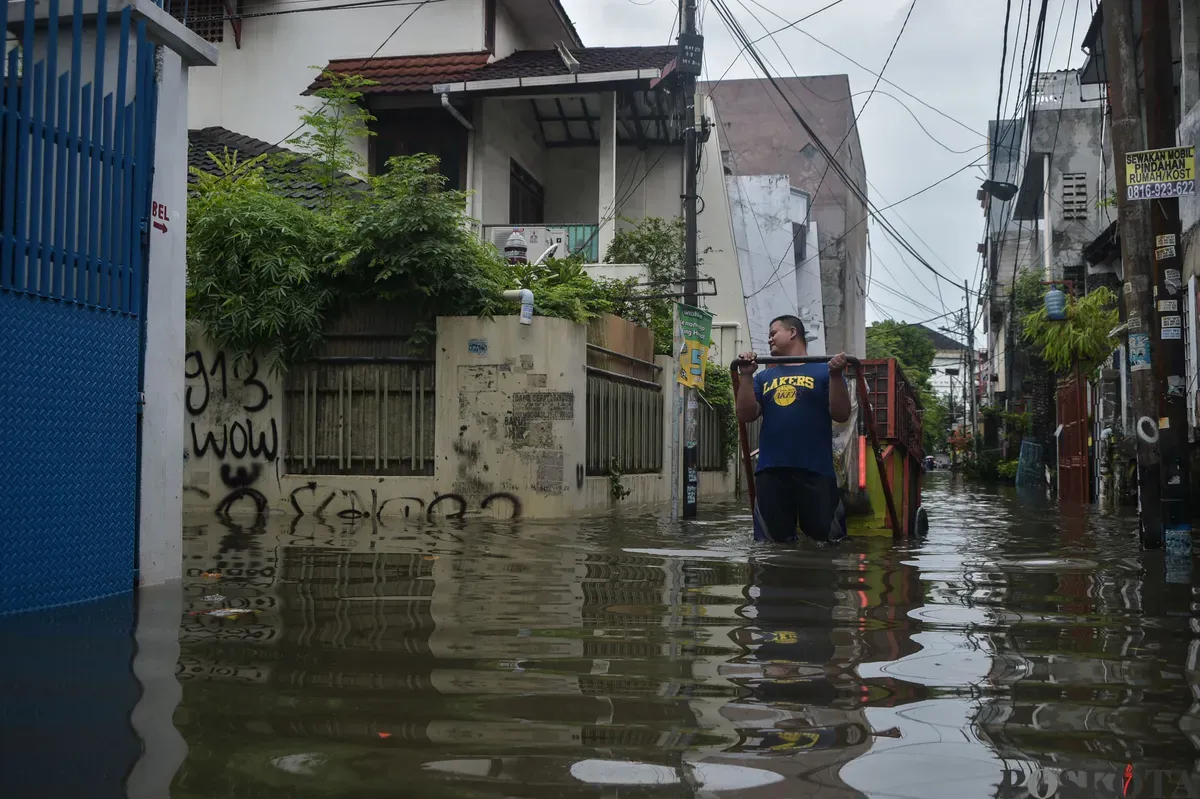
[732,555,841,708]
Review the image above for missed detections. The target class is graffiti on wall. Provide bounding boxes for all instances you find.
[186,349,278,517]
[287,481,523,522]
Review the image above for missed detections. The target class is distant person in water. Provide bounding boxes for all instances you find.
[736,315,851,544]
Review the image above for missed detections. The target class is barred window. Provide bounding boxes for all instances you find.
[1062,173,1089,221]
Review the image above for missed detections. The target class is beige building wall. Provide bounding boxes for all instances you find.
[184,316,738,520]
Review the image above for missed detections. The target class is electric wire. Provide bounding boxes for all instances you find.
[707,8,962,292]
[807,0,919,211]
[735,0,987,142]
[707,0,969,307]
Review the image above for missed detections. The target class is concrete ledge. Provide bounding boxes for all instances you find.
[7,0,219,67]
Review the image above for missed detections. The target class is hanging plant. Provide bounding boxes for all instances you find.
[1020,286,1120,374]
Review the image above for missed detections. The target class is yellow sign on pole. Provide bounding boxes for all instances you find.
[676,303,713,389]
[1125,145,1196,200]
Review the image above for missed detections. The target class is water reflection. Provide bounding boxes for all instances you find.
[5,476,1199,798]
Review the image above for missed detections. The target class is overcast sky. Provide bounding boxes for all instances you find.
[562,0,1097,341]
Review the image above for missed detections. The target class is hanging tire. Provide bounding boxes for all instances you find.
[913,505,930,537]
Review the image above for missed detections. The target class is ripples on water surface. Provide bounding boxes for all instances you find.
[5,475,1200,798]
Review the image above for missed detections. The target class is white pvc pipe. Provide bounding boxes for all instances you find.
[502,289,534,325]
[441,93,474,131]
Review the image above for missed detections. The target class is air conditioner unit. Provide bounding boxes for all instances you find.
[485,226,569,260]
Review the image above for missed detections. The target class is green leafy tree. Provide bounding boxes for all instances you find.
[866,319,950,454]
[333,153,511,342]
[865,319,937,378]
[186,152,339,371]
[603,216,688,355]
[283,69,377,211]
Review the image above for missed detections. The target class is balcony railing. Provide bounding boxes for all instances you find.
[483,224,600,263]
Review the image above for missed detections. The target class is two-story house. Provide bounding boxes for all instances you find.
[184,0,697,264]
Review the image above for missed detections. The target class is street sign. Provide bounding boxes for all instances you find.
[1125,145,1196,200]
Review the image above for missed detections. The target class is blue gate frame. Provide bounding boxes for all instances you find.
[1,0,159,614]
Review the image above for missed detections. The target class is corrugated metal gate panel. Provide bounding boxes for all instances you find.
[1,0,158,614]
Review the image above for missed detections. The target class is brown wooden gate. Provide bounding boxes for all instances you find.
[1057,366,1091,503]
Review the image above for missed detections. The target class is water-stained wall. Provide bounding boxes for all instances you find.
[434,316,588,519]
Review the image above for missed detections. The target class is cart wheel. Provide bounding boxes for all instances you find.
[913,505,929,537]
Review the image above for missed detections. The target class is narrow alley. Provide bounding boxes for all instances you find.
[7,476,1197,799]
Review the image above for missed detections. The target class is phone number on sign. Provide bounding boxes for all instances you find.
[1128,180,1195,200]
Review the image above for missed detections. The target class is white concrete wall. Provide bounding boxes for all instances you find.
[544,147,599,223]
[475,97,547,225]
[697,98,750,357]
[798,221,824,354]
[494,1,533,58]
[188,0,484,167]
[535,143,685,235]
[614,145,684,231]
[931,350,967,400]
[140,49,191,586]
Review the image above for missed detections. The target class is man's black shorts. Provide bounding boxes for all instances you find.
[752,467,844,544]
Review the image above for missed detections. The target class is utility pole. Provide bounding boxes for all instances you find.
[1142,0,1191,546]
[1103,0,1164,549]
[679,0,702,518]
[965,280,977,445]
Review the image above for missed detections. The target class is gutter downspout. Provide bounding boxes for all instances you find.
[1043,153,1053,280]
[441,92,473,131]
[441,93,476,219]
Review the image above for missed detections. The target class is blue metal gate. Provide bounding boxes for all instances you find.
[1,0,159,614]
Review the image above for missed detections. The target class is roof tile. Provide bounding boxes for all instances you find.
[464,45,676,83]
[307,46,676,96]
[307,51,492,95]
[188,126,362,208]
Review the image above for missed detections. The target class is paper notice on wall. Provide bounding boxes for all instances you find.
[1157,234,1178,247]
[1129,332,1152,371]
[1159,299,1178,312]
[1166,268,1183,295]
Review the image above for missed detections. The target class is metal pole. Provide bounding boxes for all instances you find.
[1104,0,1165,548]
[965,280,977,445]
[1142,0,1191,552]
[670,302,682,521]
[680,0,701,518]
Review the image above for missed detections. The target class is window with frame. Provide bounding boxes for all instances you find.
[1062,172,1089,221]
[509,160,545,224]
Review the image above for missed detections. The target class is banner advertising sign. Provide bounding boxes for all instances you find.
[676,303,714,389]
[1125,146,1196,200]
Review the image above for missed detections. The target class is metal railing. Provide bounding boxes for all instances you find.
[696,399,728,471]
[586,347,664,476]
[284,357,435,476]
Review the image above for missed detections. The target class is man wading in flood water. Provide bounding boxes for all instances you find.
[736,315,851,544]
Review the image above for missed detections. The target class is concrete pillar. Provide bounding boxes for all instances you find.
[597,91,618,260]
[141,42,217,585]
[1182,0,1200,119]
[126,581,188,799]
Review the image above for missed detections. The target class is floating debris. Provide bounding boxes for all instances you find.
[190,608,258,619]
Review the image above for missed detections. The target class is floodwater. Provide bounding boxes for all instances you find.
[5,476,1200,799]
